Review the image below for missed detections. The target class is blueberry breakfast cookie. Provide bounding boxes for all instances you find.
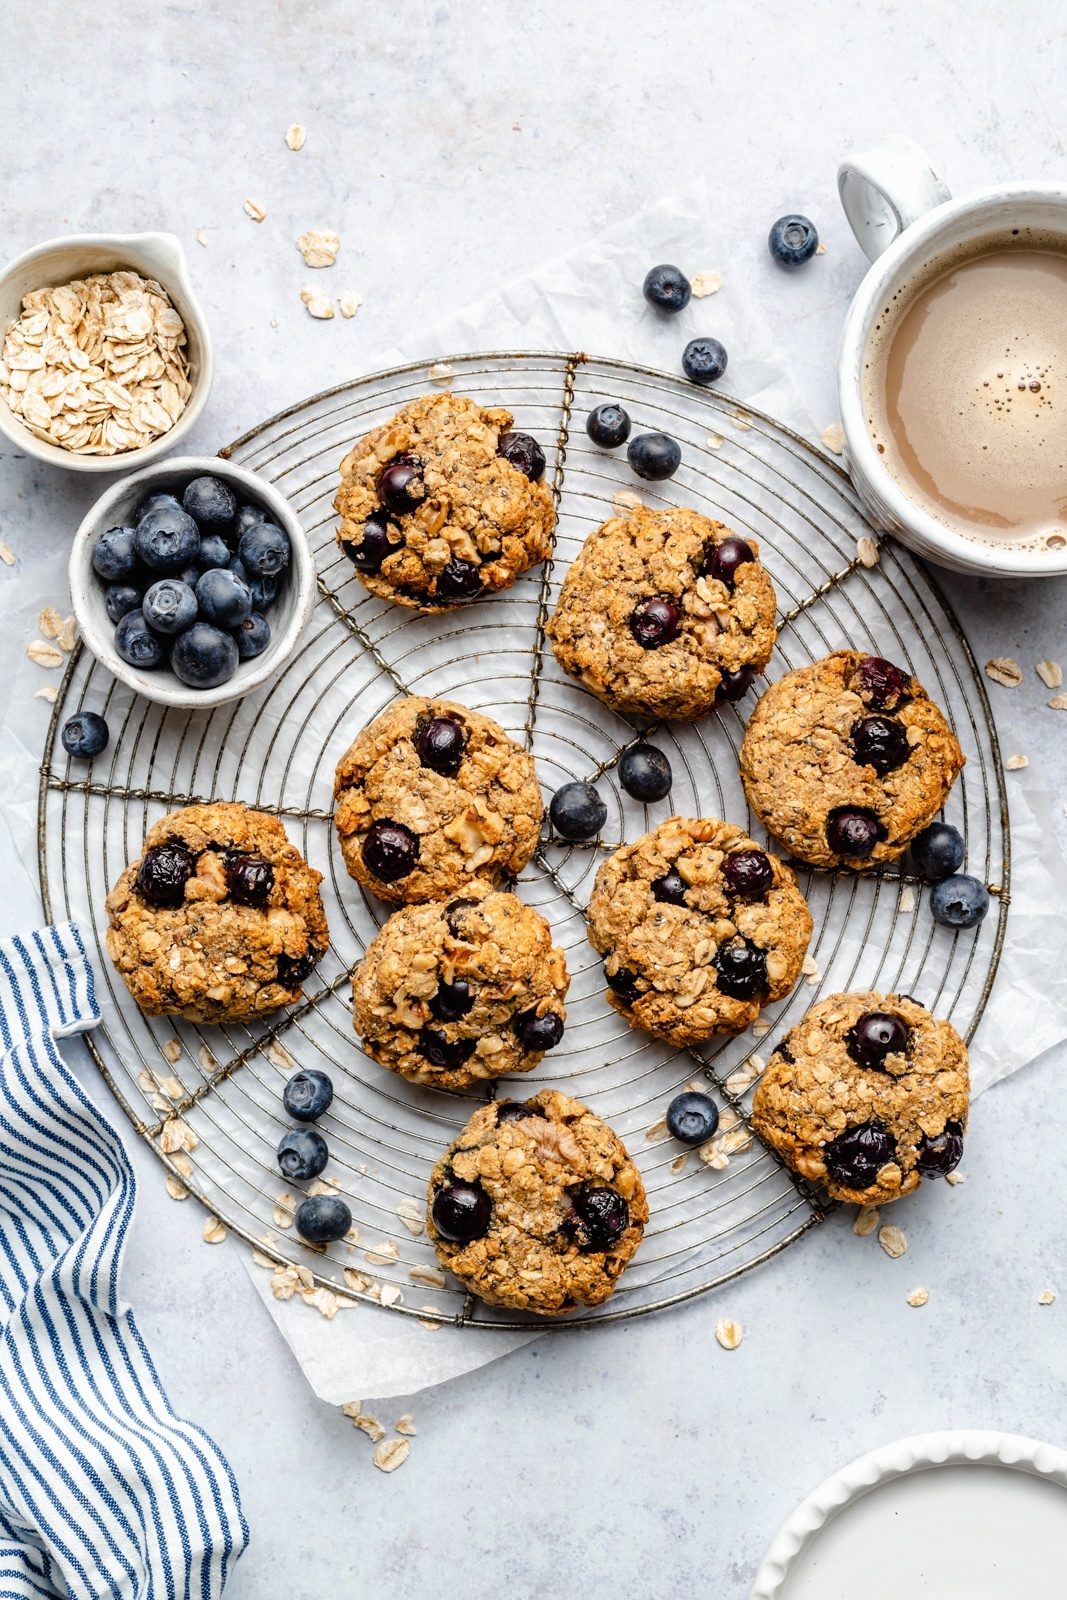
[751,990,969,1205]
[426,1089,647,1314]
[739,651,966,868]
[333,696,544,904]
[334,392,556,609]
[105,802,329,1022]
[586,816,812,1046]
[546,506,777,721]
[351,881,569,1090]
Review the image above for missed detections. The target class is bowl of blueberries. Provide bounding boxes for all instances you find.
[69,456,316,708]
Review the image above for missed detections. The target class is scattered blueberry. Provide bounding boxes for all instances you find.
[418,1027,473,1077]
[342,511,394,574]
[550,782,607,841]
[362,820,420,880]
[115,609,166,670]
[714,939,767,999]
[183,475,236,528]
[618,744,672,802]
[586,404,631,448]
[722,848,774,898]
[513,1010,564,1051]
[283,1069,334,1122]
[134,504,201,574]
[666,1091,720,1145]
[233,502,267,538]
[570,1186,629,1249]
[429,980,474,1022]
[916,1121,964,1178]
[826,806,884,860]
[104,582,144,624]
[703,535,755,587]
[682,336,728,385]
[852,715,908,776]
[848,1011,908,1068]
[61,711,109,759]
[225,853,274,905]
[195,567,253,628]
[435,556,482,601]
[910,822,965,882]
[627,432,681,481]
[233,612,271,659]
[142,578,198,636]
[431,1182,491,1243]
[92,525,140,581]
[237,521,290,578]
[651,868,688,905]
[855,655,911,709]
[415,716,467,776]
[195,533,233,571]
[768,214,820,267]
[716,666,756,704]
[498,431,545,481]
[606,965,641,1001]
[643,263,691,313]
[277,1127,329,1182]
[295,1194,351,1244]
[170,622,239,689]
[930,874,990,930]
[824,1121,896,1188]
[629,595,681,649]
[137,842,195,906]
[378,454,426,516]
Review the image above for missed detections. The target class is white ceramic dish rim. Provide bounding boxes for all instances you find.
[69,455,317,710]
[0,230,214,472]
[837,178,1067,578]
[748,1427,1067,1598]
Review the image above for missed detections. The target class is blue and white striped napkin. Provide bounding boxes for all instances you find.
[0,921,247,1599]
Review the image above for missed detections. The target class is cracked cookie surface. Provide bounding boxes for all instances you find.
[334,392,555,609]
[739,650,966,868]
[546,506,777,720]
[587,816,813,1046]
[427,1089,648,1314]
[352,880,569,1090]
[105,802,329,1023]
[751,990,969,1205]
[333,696,544,904]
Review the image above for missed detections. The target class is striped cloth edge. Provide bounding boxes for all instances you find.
[0,922,247,1600]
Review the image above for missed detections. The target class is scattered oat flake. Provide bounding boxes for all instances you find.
[1036,659,1063,689]
[752,1018,772,1038]
[857,535,880,568]
[196,229,208,247]
[816,242,827,255]
[161,1038,182,1064]
[691,270,722,297]
[945,1171,964,1186]
[1039,1291,1056,1305]
[821,423,846,454]
[339,288,363,319]
[57,615,77,652]
[272,1193,295,1229]
[613,489,644,511]
[345,1225,362,1246]
[645,1117,669,1141]
[354,1412,386,1443]
[670,1152,689,1174]
[1048,693,1067,710]
[374,1437,410,1473]
[427,362,454,383]
[165,1175,189,1200]
[853,1203,880,1237]
[296,229,340,268]
[898,885,916,913]
[985,657,1022,688]
[366,1240,400,1265]
[878,1223,908,1258]
[731,411,753,431]
[409,1263,446,1289]
[0,543,15,566]
[160,1116,197,1154]
[285,122,307,151]
[198,1043,216,1070]
[304,1286,339,1319]
[35,685,58,703]
[906,1286,929,1307]
[418,1304,445,1328]
[251,1247,275,1268]
[27,641,64,669]
[715,1317,743,1350]
[1005,754,1029,770]
[380,1284,403,1307]
[243,199,266,222]
[38,607,62,638]
[267,1039,294,1070]
[706,433,724,450]
[394,1415,416,1436]
[308,1176,340,1198]
[397,1199,424,1236]
[203,1216,227,1244]
[170,1151,193,1178]
[300,287,334,320]
[343,1267,370,1294]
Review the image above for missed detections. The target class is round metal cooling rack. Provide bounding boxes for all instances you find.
[39,352,1009,1331]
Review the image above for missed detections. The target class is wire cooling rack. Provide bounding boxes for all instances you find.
[39,352,1008,1330]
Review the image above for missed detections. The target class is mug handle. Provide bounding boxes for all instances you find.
[837,136,952,261]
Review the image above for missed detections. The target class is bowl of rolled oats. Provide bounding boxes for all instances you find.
[0,231,213,470]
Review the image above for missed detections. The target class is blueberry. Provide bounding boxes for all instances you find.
[550,782,607,841]
[716,666,757,704]
[225,853,274,905]
[61,711,109,759]
[682,336,728,385]
[643,263,691,313]
[910,822,965,882]
[722,849,774,898]
[92,525,140,581]
[133,492,181,525]
[142,578,198,636]
[170,622,239,689]
[586,404,631,448]
[233,612,271,659]
[277,949,320,988]
[115,609,166,670]
[703,535,755,587]
[362,820,420,880]
[855,655,911,710]
[195,533,233,572]
[618,744,672,802]
[283,1069,334,1122]
[104,582,144,623]
[848,1011,908,1068]
[429,980,474,1023]
[498,431,546,481]
[768,214,820,267]
[431,1182,491,1243]
[714,939,767,1000]
[852,715,908,776]
[606,965,641,1001]
[342,511,395,574]
[377,454,427,518]
[825,1121,897,1189]
[627,432,681,481]
[227,555,250,582]
[666,1091,720,1145]
[628,596,681,649]
[826,806,884,860]
[295,1194,351,1244]
[238,521,290,578]
[176,564,202,590]
[917,1121,964,1178]
[247,572,279,611]
[415,716,467,776]
[233,503,267,538]
[137,842,195,906]
[445,898,479,938]
[196,568,252,628]
[651,868,688,905]
[435,556,482,601]
[183,475,236,529]
[930,874,990,930]
[570,1186,629,1249]
[134,505,201,574]
[496,1100,546,1122]
[277,1127,329,1182]
[513,1010,564,1051]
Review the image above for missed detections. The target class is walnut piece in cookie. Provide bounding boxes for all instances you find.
[739,650,965,868]
[587,816,813,1046]
[426,1088,647,1314]
[352,881,568,1090]
[333,695,543,904]
[751,990,969,1205]
[333,392,556,609]
[546,507,777,721]
[105,802,328,1023]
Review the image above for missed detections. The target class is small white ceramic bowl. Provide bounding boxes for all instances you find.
[0,231,213,472]
[69,457,317,710]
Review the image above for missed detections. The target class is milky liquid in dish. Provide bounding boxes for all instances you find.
[864,239,1067,550]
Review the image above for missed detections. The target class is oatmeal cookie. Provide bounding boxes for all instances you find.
[105,802,329,1023]
[333,696,544,904]
[426,1089,647,1315]
[546,506,777,720]
[751,990,969,1205]
[334,392,555,609]
[587,816,812,1046]
[739,650,966,868]
[352,881,569,1090]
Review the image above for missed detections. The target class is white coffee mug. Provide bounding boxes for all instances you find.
[836,135,1067,578]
